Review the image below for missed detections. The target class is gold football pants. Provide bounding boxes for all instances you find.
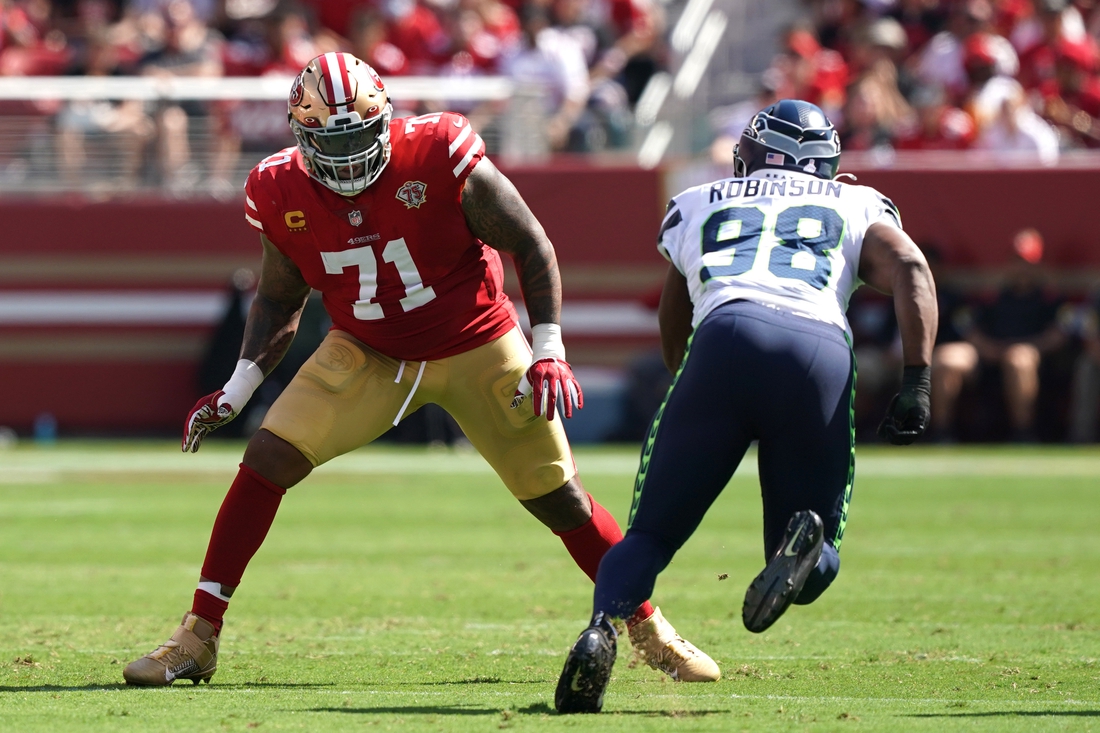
[260,327,576,500]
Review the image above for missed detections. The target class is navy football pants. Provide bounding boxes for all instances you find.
[595,300,855,619]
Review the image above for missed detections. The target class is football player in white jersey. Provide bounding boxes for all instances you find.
[555,99,938,714]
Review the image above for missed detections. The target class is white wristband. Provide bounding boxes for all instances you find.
[217,359,264,411]
[531,323,566,362]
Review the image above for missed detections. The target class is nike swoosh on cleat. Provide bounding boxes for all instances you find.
[782,525,804,557]
[165,668,176,682]
[570,670,584,692]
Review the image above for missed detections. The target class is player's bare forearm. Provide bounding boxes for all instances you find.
[241,236,312,375]
[859,223,938,366]
[658,264,694,374]
[892,262,937,366]
[461,157,562,326]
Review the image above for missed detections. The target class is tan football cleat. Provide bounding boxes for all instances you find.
[627,606,720,682]
[123,613,219,686]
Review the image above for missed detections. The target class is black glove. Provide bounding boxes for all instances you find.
[878,366,931,445]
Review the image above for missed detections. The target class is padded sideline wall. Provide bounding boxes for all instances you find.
[0,164,1097,433]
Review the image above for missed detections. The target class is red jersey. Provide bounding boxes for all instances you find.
[244,112,519,362]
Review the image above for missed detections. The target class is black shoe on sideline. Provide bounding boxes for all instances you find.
[554,612,617,714]
[742,510,824,633]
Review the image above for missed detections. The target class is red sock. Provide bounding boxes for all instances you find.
[191,464,287,631]
[554,493,655,628]
[191,589,229,633]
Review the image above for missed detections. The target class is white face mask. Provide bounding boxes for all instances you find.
[292,103,394,196]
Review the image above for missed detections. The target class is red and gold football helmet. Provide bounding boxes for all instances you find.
[288,52,393,196]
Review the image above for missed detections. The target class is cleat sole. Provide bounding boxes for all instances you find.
[742,510,824,633]
[555,620,617,714]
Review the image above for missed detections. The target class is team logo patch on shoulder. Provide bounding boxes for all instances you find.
[396,181,428,209]
[348,209,363,226]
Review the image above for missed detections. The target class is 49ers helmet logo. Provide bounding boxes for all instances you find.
[366,65,385,92]
[289,73,304,108]
[396,181,428,209]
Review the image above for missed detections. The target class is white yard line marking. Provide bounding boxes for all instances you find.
[4,448,1100,478]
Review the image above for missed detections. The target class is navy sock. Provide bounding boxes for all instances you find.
[793,542,840,605]
[593,531,674,619]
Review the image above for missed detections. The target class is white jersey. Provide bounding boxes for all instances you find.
[657,169,902,338]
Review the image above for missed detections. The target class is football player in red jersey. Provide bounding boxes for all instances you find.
[123,52,718,687]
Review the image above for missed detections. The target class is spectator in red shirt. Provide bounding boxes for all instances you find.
[1017,0,1078,96]
[772,25,848,119]
[1044,35,1100,145]
[0,0,71,76]
[466,0,520,54]
[295,0,368,40]
[439,6,505,73]
[352,11,409,77]
[895,83,976,150]
[384,0,451,74]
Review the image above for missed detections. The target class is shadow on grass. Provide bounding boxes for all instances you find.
[416,678,544,686]
[312,706,514,716]
[0,685,130,693]
[908,711,1100,718]
[0,682,338,692]
[309,702,730,718]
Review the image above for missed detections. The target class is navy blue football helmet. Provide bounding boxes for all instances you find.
[733,99,841,180]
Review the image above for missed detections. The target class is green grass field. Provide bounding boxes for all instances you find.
[1,442,1098,731]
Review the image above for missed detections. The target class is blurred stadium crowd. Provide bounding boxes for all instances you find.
[710,0,1100,165]
[4,0,1100,184]
[0,0,666,191]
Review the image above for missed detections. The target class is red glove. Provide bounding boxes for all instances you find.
[511,358,584,420]
[183,359,264,453]
[182,390,239,453]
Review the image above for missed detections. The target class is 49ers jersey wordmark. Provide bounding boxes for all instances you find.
[244,111,519,362]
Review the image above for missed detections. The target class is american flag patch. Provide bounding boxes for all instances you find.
[766,152,784,165]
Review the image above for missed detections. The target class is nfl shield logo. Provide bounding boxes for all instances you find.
[348,210,363,226]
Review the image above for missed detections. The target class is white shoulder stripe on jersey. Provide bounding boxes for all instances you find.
[448,124,472,156]
[244,213,263,230]
[245,195,258,211]
[452,134,483,178]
